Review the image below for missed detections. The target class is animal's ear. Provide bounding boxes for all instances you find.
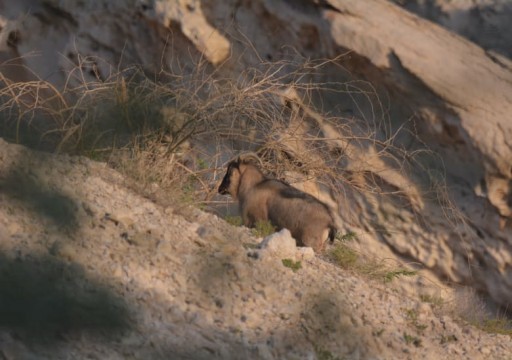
[228,159,240,169]
[237,153,262,167]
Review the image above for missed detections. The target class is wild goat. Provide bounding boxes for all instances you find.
[218,154,337,252]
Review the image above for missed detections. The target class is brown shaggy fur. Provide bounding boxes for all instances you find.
[219,155,336,252]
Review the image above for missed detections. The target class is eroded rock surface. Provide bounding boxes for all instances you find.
[390,0,512,60]
[0,0,511,308]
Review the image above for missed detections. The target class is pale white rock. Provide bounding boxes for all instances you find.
[392,0,512,59]
[258,228,297,260]
[6,222,22,236]
[296,247,315,261]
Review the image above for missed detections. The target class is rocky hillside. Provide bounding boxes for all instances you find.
[1,138,511,359]
[1,0,512,358]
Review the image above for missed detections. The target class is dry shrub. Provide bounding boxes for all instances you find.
[446,287,512,336]
[327,234,418,283]
[2,48,491,333]
[0,52,461,227]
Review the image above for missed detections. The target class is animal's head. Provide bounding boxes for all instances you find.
[218,159,241,197]
[218,153,263,198]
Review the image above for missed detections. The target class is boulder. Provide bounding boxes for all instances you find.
[258,228,297,260]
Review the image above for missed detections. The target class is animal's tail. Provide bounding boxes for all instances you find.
[328,226,337,243]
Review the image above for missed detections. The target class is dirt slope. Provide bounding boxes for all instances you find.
[1,139,510,359]
[1,0,512,309]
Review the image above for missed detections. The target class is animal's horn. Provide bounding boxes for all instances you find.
[237,152,263,167]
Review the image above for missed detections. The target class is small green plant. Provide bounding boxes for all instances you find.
[85,149,108,161]
[282,258,302,272]
[403,332,422,347]
[196,157,209,170]
[479,318,512,336]
[404,308,428,332]
[336,231,357,242]
[180,178,198,204]
[330,242,419,286]
[451,287,512,337]
[251,219,276,237]
[329,241,358,269]
[314,345,341,360]
[242,242,258,250]
[372,328,384,337]
[405,308,418,322]
[383,268,417,283]
[224,215,243,227]
[415,323,428,331]
[419,294,444,307]
[439,334,458,344]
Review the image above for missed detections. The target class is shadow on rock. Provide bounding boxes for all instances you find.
[0,170,79,231]
[0,253,130,344]
[300,290,373,359]
[0,138,80,233]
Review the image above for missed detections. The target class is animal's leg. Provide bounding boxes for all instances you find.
[302,228,329,253]
[242,200,268,228]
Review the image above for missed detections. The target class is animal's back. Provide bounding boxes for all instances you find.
[256,179,334,249]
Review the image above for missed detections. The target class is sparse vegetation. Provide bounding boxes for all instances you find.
[439,334,458,344]
[282,258,302,272]
[403,332,422,347]
[1,38,501,350]
[383,269,418,283]
[329,241,358,269]
[404,308,428,332]
[336,231,357,242]
[2,2,512,357]
[415,323,428,331]
[329,239,418,284]
[314,345,342,360]
[405,308,418,322]
[373,328,385,337]
[419,294,444,308]
[446,287,512,337]
[0,50,450,219]
[475,317,512,336]
[251,219,276,238]
[224,216,243,227]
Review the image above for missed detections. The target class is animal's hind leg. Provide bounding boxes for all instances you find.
[242,212,256,228]
[302,228,329,253]
[242,203,268,228]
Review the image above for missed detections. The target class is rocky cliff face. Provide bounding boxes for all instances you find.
[391,0,512,60]
[1,0,511,313]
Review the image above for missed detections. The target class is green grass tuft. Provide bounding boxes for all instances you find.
[403,332,422,347]
[329,242,358,269]
[419,294,444,307]
[314,345,342,360]
[329,240,418,285]
[282,259,302,272]
[439,334,458,344]
[336,231,357,242]
[478,318,512,336]
[224,215,243,227]
[251,219,276,237]
[383,269,418,283]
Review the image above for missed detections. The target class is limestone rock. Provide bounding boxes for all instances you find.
[296,247,316,261]
[391,0,512,59]
[258,228,297,260]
